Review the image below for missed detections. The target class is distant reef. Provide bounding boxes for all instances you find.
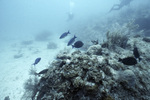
[22,35,150,100]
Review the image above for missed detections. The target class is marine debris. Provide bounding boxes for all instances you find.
[22,36,150,100]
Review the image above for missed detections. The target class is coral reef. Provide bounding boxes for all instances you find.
[102,20,139,51]
[22,36,150,100]
[22,76,39,100]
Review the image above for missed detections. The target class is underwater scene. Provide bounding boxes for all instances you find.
[0,0,150,100]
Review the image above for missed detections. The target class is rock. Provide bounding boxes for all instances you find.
[86,45,102,55]
[118,70,136,90]
[22,37,150,100]
[72,76,84,88]
[56,53,71,60]
[13,53,23,59]
[84,81,98,91]
[4,96,10,100]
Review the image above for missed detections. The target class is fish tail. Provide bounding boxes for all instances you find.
[72,45,74,48]
[139,58,142,62]
[32,63,35,66]
[74,35,77,38]
[118,58,122,62]
[32,72,39,76]
[34,72,38,76]
[68,30,70,34]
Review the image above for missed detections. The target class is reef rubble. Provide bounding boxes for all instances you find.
[22,36,150,100]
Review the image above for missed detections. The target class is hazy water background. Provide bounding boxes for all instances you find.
[0,0,150,99]
[0,0,118,42]
[0,1,118,99]
[0,0,149,43]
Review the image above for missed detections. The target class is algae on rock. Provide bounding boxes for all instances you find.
[22,37,150,100]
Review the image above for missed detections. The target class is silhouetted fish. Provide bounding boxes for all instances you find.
[133,46,141,61]
[37,69,48,75]
[119,57,137,65]
[60,31,70,39]
[32,57,41,66]
[72,41,84,48]
[67,35,77,46]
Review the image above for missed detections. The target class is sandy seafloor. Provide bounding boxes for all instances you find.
[0,35,70,100]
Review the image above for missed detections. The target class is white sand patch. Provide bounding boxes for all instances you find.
[0,38,69,100]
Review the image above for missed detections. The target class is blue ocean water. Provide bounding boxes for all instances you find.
[0,0,150,100]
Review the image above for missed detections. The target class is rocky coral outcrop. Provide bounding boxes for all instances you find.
[22,37,150,100]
